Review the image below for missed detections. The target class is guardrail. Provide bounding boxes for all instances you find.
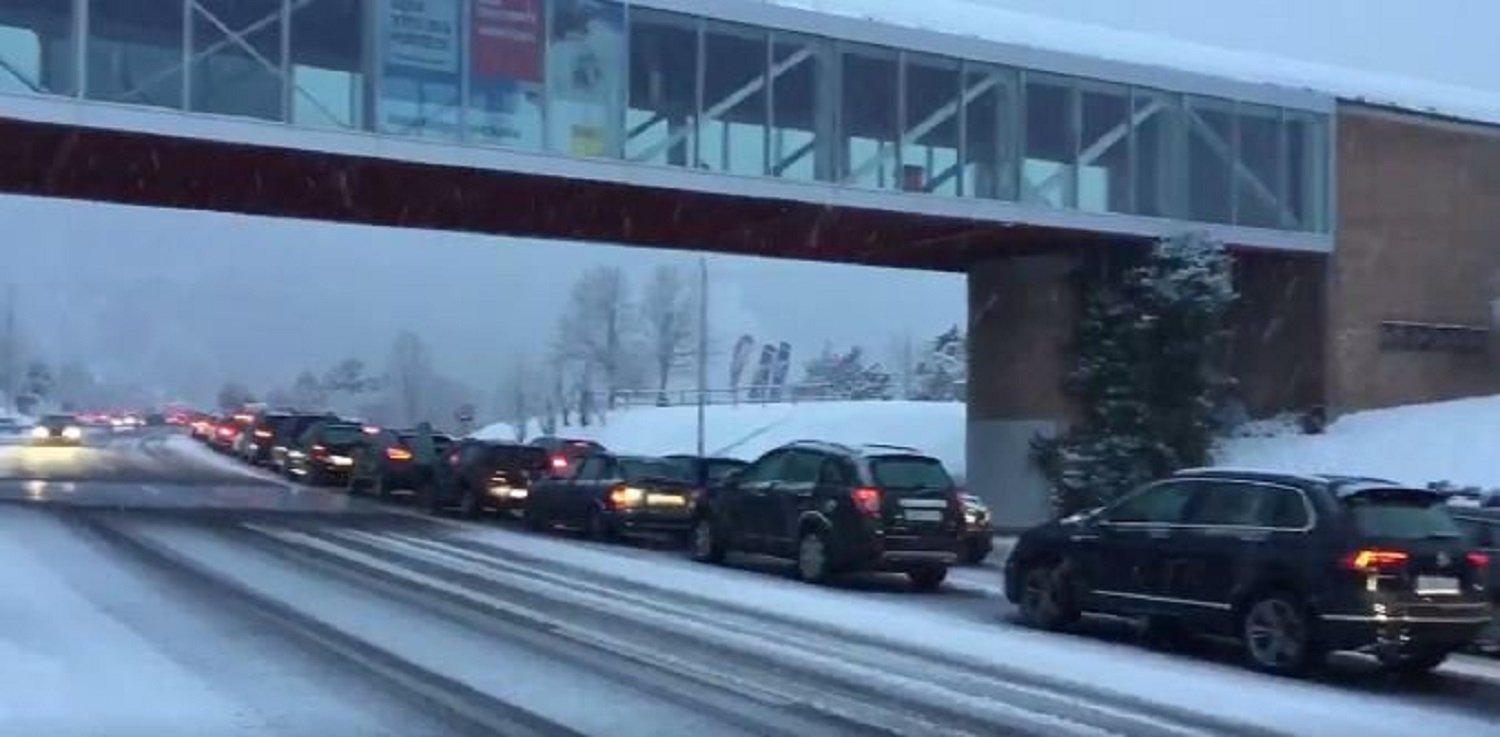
[611,384,850,408]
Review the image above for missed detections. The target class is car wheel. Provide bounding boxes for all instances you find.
[1380,649,1450,676]
[690,517,726,563]
[419,482,445,516]
[372,475,391,502]
[458,484,483,520]
[1018,563,1080,630]
[795,529,833,584]
[523,503,547,532]
[962,538,992,565]
[1241,593,1318,676]
[908,566,948,592]
[586,506,616,542]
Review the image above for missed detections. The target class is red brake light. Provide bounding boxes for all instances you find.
[1468,552,1490,570]
[550,455,569,471]
[851,487,882,517]
[386,447,413,461]
[1341,549,1409,572]
[310,444,328,458]
[253,429,273,439]
[217,426,235,437]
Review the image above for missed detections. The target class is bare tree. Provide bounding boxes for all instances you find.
[555,266,636,411]
[290,370,327,410]
[384,330,434,427]
[495,356,535,442]
[217,381,255,412]
[640,265,695,403]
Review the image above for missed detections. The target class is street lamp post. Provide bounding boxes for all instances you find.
[696,257,708,457]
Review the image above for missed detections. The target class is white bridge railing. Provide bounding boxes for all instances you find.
[611,384,849,408]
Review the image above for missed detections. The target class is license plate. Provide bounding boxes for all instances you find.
[905,509,943,523]
[1417,575,1460,595]
[646,494,685,507]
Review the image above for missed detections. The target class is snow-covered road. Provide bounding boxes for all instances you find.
[2,431,1499,736]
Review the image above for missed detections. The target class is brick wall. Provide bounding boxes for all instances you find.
[1331,106,1500,412]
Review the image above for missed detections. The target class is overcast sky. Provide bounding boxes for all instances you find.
[6,0,1496,408]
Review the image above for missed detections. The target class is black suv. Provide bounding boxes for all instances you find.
[348,427,455,500]
[526,453,698,540]
[1005,469,1492,675]
[1451,507,1500,655]
[690,441,962,590]
[428,440,551,517]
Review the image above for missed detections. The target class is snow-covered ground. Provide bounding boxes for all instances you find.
[476,401,968,476]
[1219,395,1500,489]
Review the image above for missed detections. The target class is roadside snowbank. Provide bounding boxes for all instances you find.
[475,401,967,476]
[1219,394,1500,489]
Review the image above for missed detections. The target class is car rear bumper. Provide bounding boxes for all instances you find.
[1320,604,1493,652]
[608,508,695,534]
[877,550,959,569]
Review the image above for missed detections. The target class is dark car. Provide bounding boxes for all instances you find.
[348,427,455,500]
[266,414,336,475]
[526,453,699,541]
[959,493,995,564]
[30,414,84,445]
[285,420,367,486]
[689,441,963,590]
[235,411,292,465]
[426,440,551,517]
[1005,469,1493,675]
[1451,507,1500,655]
[529,436,606,477]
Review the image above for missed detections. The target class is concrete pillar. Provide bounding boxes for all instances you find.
[966,254,1079,532]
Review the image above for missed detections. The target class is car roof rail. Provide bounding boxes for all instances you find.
[859,442,923,454]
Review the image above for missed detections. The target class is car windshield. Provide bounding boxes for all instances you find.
[870,457,954,490]
[1344,489,1464,540]
[620,459,689,482]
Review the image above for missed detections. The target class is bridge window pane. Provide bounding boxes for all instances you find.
[626,9,697,166]
[902,53,960,196]
[190,0,285,122]
[1078,81,1130,214]
[700,22,767,176]
[1186,95,1234,224]
[1023,74,1075,208]
[1286,111,1329,232]
[960,63,1017,201]
[839,44,898,190]
[467,0,543,148]
[378,0,463,140]
[547,0,625,157]
[770,33,826,182]
[87,0,185,109]
[292,0,365,130]
[1132,89,1183,218]
[0,1,73,96]
[1236,103,1285,229]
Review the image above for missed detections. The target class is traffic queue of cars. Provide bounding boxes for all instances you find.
[186,409,1494,677]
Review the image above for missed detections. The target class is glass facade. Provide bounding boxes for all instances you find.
[0,0,1332,234]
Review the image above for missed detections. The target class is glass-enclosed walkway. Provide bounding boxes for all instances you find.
[0,0,1332,237]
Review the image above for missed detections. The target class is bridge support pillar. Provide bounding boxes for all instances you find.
[966,253,1080,532]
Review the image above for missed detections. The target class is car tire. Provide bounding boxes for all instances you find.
[1380,649,1450,676]
[1018,563,1080,630]
[372,475,391,502]
[585,506,616,542]
[908,566,948,592]
[419,482,445,516]
[523,504,547,532]
[458,484,483,520]
[1240,593,1319,676]
[962,538,992,566]
[690,517,726,564]
[795,529,833,585]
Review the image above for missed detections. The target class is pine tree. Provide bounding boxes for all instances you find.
[1034,232,1237,514]
[912,326,966,401]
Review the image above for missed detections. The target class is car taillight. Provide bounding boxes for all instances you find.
[851,487,882,517]
[253,429,272,439]
[1468,552,1491,570]
[311,444,328,458]
[217,427,234,437]
[609,485,644,508]
[448,451,461,465]
[1341,548,1409,572]
[386,447,413,461]
[550,455,569,471]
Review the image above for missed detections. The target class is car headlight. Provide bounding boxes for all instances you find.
[30,426,49,439]
[61,426,83,440]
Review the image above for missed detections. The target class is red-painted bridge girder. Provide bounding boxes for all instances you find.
[0,116,1121,271]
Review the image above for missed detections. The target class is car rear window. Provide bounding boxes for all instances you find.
[705,460,747,483]
[485,445,550,471]
[870,456,954,490]
[320,425,364,444]
[621,459,689,482]
[1344,489,1463,540]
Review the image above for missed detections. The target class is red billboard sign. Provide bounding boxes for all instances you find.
[471,0,543,84]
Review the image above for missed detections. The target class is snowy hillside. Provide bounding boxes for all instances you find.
[476,401,967,476]
[1218,395,1500,489]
